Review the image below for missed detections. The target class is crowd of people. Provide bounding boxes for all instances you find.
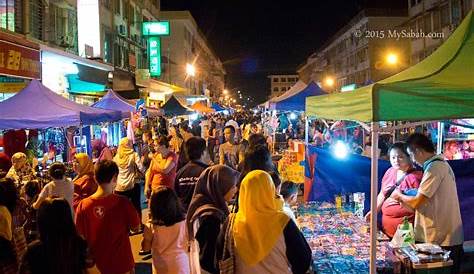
[0,111,313,274]
[0,110,467,274]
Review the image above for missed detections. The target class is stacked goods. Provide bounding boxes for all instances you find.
[297,202,396,274]
[278,149,304,183]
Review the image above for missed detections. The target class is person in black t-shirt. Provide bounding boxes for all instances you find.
[174,137,208,211]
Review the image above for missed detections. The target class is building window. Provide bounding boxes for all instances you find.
[273,78,279,82]
[463,0,472,17]
[273,87,279,92]
[410,0,420,7]
[424,14,432,33]
[452,0,461,24]
[281,87,286,92]
[433,10,441,31]
[441,4,450,27]
[281,77,286,82]
[0,0,16,31]
[29,0,44,40]
[115,0,121,15]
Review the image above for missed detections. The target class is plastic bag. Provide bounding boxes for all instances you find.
[390,218,415,248]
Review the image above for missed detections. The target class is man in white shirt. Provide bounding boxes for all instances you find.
[392,133,463,274]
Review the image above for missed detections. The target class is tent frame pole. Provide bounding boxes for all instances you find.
[369,122,379,274]
[437,121,444,154]
[305,116,309,144]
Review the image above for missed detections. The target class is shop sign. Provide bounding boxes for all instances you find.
[142,21,170,36]
[0,82,27,92]
[0,39,40,79]
[148,36,161,77]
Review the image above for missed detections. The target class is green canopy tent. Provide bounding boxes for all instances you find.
[305,11,474,274]
[306,11,474,122]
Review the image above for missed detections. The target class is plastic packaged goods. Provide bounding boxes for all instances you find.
[297,201,394,273]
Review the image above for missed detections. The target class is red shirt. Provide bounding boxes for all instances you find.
[150,151,178,190]
[75,194,140,274]
[380,167,422,237]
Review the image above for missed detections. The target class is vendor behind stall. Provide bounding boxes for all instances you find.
[364,142,422,238]
[392,133,463,274]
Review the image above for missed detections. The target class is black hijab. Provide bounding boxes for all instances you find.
[186,165,239,239]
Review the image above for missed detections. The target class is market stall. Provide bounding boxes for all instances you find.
[305,11,474,274]
[0,80,121,129]
[0,80,122,162]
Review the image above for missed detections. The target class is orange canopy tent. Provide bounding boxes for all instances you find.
[191,101,215,113]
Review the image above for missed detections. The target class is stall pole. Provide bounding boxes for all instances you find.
[305,116,309,144]
[79,125,83,154]
[369,122,379,274]
[437,121,444,154]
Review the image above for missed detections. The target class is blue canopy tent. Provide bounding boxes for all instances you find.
[271,81,327,111]
[211,102,226,112]
[162,95,193,116]
[0,80,122,129]
[93,90,162,118]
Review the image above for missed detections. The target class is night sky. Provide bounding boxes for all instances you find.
[161,0,407,105]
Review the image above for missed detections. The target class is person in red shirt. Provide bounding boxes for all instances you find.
[144,135,178,198]
[75,160,140,274]
[365,142,422,237]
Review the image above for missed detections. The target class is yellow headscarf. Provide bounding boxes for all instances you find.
[233,170,289,266]
[115,137,135,168]
[74,153,94,179]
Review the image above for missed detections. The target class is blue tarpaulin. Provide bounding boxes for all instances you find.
[0,80,121,129]
[272,81,327,111]
[306,145,474,241]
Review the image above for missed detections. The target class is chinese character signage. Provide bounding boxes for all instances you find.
[142,21,170,36]
[148,36,161,77]
[0,39,40,79]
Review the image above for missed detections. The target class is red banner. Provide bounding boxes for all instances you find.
[0,39,40,79]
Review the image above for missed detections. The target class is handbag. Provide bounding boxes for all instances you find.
[218,214,236,274]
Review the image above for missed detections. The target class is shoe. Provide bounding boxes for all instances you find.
[139,250,151,256]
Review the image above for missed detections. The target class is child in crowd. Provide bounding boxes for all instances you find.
[75,160,140,274]
[33,162,74,212]
[280,181,299,223]
[141,187,190,274]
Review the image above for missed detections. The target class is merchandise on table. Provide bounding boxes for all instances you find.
[297,201,397,273]
[278,149,305,183]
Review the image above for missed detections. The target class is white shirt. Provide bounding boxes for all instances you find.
[38,179,74,209]
[415,155,463,246]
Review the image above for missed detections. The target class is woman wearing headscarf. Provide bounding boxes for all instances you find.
[72,153,97,211]
[186,165,239,274]
[113,137,144,223]
[216,170,311,274]
[91,139,113,165]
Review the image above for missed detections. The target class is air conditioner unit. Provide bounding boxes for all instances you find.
[118,25,127,36]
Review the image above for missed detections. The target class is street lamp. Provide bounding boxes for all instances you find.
[223,89,229,95]
[386,53,398,66]
[186,63,196,77]
[324,77,335,87]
